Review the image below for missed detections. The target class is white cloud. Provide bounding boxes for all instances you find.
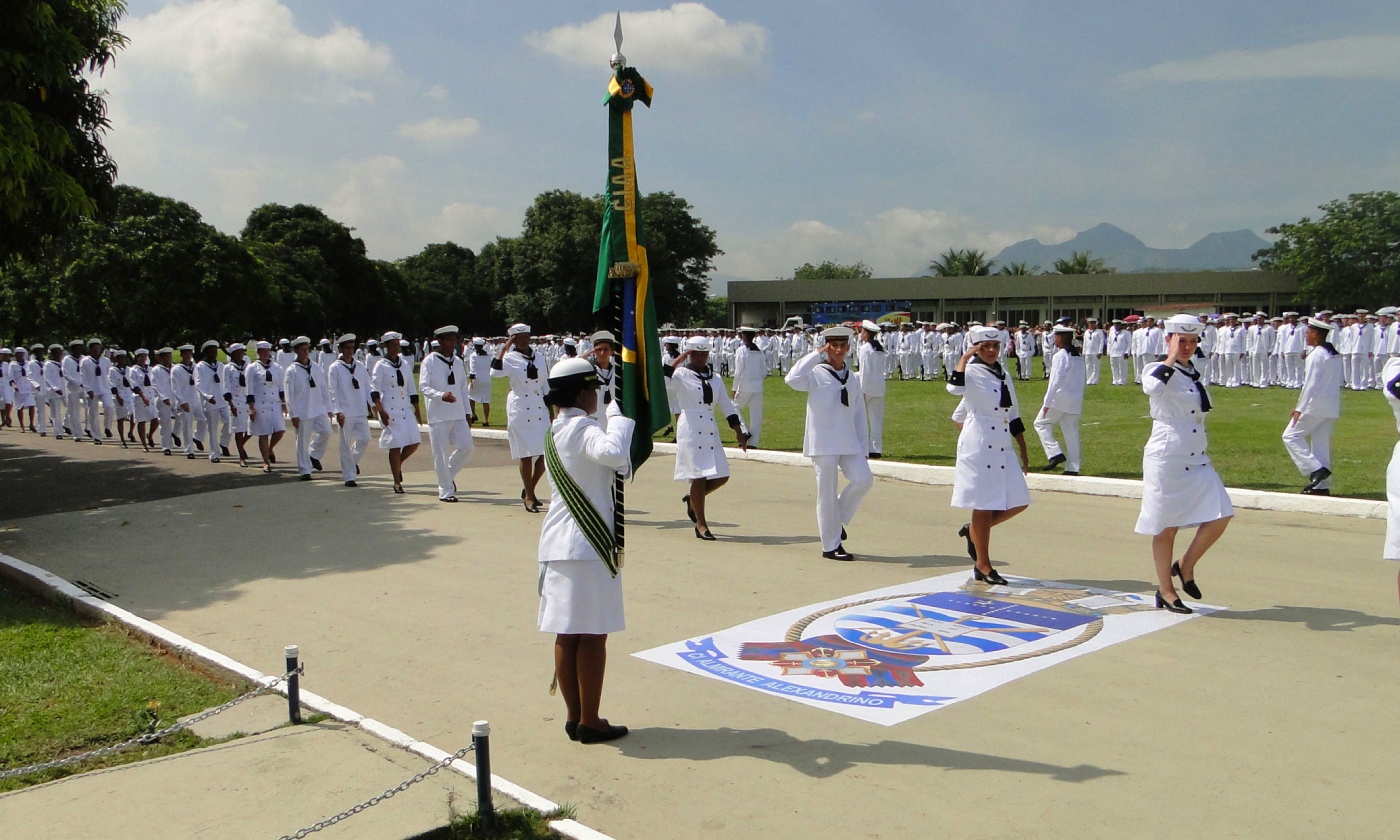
[424,84,449,101]
[719,209,1076,281]
[526,3,767,74]
[398,117,481,146]
[122,0,395,103]
[1120,35,1400,85]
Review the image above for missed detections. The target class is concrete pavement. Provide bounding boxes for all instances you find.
[2,430,1399,839]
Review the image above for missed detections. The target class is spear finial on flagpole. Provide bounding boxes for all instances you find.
[610,10,627,71]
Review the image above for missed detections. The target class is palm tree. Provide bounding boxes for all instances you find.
[1052,250,1108,275]
[929,248,996,277]
[995,261,1041,276]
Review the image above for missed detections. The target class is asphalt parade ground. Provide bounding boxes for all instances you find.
[2,430,1399,839]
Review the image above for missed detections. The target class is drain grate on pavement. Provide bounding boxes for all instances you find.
[73,579,118,600]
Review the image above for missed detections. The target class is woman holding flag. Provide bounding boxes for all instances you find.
[538,357,634,744]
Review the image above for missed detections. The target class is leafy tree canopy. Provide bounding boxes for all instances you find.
[930,248,995,277]
[791,260,873,281]
[1254,191,1400,309]
[1052,250,1108,275]
[995,261,1041,276]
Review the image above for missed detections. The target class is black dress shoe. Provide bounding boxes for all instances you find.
[822,545,854,561]
[682,494,696,523]
[441,495,458,502]
[173,435,181,446]
[1302,487,1331,496]
[577,722,628,743]
[1063,471,1080,476]
[186,452,195,459]
[957,523,976,559]
[565,721,579,742]
[1171,561,1202,599]
[104,428,113,438]
[220,445,231,457]
[344,480,357,487]
[695,527,716,541]
[1044,454,1066,470]
[1156,591,1193,614]
[974,566,1009,585]
[310,457,322,471]
[868,452,881,459]
[194,439,204,451]
[1304,466,1331,493]
[299,473,312,481]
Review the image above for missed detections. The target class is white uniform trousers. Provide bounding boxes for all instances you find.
[158,401,174,450]
[1109,356,1128,385]
[1132,354,1147,383]
[428,419,473,499]
[41,392,61,435]
[1359,355,1376,390]
[1386,440,1400,560]
[811,454,874,552]
[1250,353,1271,387]
[1374,354,1390,390]
[1033,409,1081,473]
[943,354,958,379]
[1220,354,1242,387]
[899,353,917,379]
[177,406,198,454]
[921,351,938,379]
[84,391,101,439]
[337,414,372,482]
[863,394,885,455]
[1282,414,1334,489]
[733,390,763,448]
[200,401,228,459]
[1342,355,1354,389]
[64,389,84,437]
[98,392,114,433]
[294,414,332,476]
[1283,353,1302,388]
[1085,354,1101,385]
[1015,354,1033,380]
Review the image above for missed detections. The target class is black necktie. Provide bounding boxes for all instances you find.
[600,368,612,404]
[302,363,315,387]
[1179,364,1211,412]
[209,363,219,384]
[344,361,359,389]
[698,368,713,404]
[520,350,537,380]
[825,365,849,406]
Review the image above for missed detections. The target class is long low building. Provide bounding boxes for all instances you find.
[727,270,1299,327]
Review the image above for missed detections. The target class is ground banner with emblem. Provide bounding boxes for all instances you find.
[634,572,1221,725]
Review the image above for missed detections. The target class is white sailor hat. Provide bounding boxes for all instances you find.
[430,340,440,348]
[433,324,460,337]
[12,346,26,356]
[176,343,195,352]
[1086,317,1098,322]
[1222,312,1238,318]
[336,333,356,345]
[279,338,291,346]
[226,343,245,353]
[365,338,378,346]
[200,339,219,351]
[156,346,175,355]
[111,347,128,357]
[319,338,332,346]
[1163,314,1204,335]
[663,334,680,344]
[381,331,403,343]
[547,357,600,389]
[1018,321,1029,326]
[69,339,84,348]
[291,336,311,347]
[562,337,577,347]
[134,347,150,356]
[859,319,880,333]
[29,343,43,352]
[49,343,64,352]
[471,336,485,346]
[506,323,530,337]
[737,325,758,333]
[1377,307,1399,317]
[1270,315,1283,322]
[591,330,616,345]
[1306,316,1336,333]
[87,337,103,346]
[1367,314,1379,321]
[0,348,10,355]
[1053,324,1076,334]
[967,326,1000,344]
[1355,308,1370,315]
[684,335,713,352]
[254,341,272,351]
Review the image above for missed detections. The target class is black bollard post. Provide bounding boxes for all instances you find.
[472,720,494,830]
[285,644,302,725]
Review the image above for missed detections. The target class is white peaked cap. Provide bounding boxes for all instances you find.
[1163,314,1203,336]
[860,320,880,332]
[684,336,713,352]
[255,341,273,350]
[1306,316,1335,334]
[227,343,245,353]
[291,336,311,347]
[967,326,1000,344]
[506,323,530,336]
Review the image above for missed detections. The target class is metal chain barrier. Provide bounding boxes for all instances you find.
[275,744,476,840]
[0,669,301,782]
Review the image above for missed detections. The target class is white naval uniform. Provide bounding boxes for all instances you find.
[732,343,766,448]
[1082,328,1105,385]
[284,360,332,475]
[12,357,35,410]
[80,355,103,439]
[1034,347,1086,473]
[419,351,473,499]
[62,354,84,437]
[942,332,964,379]
[947,359,1029,511]
[1108,327,1131,385]
[42,359,65,435]
[246,361,285,437]
[537,404,635,635]
[467,349,493,405]
[328,358,374,483]
[785,349,872,553]
[373,356,422,450]
[588,363,617,431]
[223,361,249,434]
[1014,330,1036,380]
[1381,358,1400,560]
[106,365,133,420]
[152,364,175,449]
[128,364,157,424]
[1282,345,1341,490]
[667,363,741,481]
[195,359,231,459]
[856,338,887,456]
[491,349,550,460]
[171,361,199,453]
[1134,361,1233,535]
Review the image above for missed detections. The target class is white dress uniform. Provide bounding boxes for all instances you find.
[856,334,887,456]
[1108,325,1130,385]
[284,359,332,476]
[373,356,422,449]
[467,347,493,405]
[943,330,964,379]
[1034,343,1086,473]
[246,360,285,437]
[152,362,175,449]
[667,362,741,481]
[61,352,84,437]
[948,358,1030,511]
[223,359,249,434]
[42,356,65,436]
[732,341,766,448]
[1282,336,1342,491]
[171,359,199,454]
[492,348,550,459]
[130,363,157,424]
[419,349,473,500]
[588,362,617,431]
[11,354,36,410]
[106,363,133,420]
[537,404,635,635]
[328,357,374,483]
[195,358,231,460]
[1082,326,1105,385]
[785,346,873,554]
[79,354,104,440]
[1381,358,1400,560]
[1134,359,1233,535]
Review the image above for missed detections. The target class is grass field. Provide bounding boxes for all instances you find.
[0,580,244,791]
[490,357,1396,500]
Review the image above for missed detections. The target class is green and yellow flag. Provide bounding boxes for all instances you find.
[595,65,668,470]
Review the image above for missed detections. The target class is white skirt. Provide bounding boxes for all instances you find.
[1135,455,1234,535]
[378,414,422,449]
[1385,440,1400,561]
[249,406,285,437]
[507,394,548,459]
[468,378,492,403]
[537,559,624,635]
[674,411,729,481]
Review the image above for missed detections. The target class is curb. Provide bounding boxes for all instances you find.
[0,552,617,840]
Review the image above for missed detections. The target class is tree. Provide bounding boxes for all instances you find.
[995,261,1041,276]
[1052,250,1108,275]
[695,295,727,328]
[1254,191,1400,309]
[791,260,872,281]
[2,0,128,259]
[929,248,995,276]
[395,241,492,337]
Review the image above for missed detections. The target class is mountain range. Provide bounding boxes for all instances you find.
[987,223,1271,273]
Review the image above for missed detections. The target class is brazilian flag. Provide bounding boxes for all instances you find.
[594,65,668,471]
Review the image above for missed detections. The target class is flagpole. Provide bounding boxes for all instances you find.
[609,18,628,570]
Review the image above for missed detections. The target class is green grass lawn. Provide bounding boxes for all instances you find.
[483,357,1397,501]
[0,580,245,791]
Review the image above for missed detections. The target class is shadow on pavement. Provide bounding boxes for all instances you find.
[1058,578,1156,592]
[613,727,1125,782]
[1209,605,1400,631]
[854,553,972,570]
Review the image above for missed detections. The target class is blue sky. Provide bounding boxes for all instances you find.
[103,1,1400,282]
